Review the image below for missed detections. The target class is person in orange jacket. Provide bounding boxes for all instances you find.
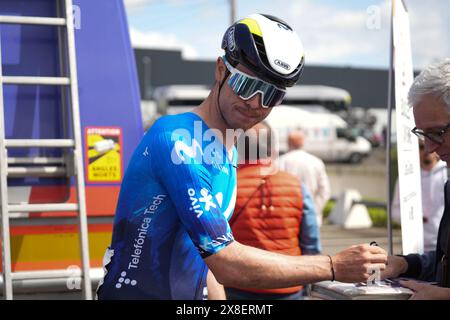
[225,121,321,300]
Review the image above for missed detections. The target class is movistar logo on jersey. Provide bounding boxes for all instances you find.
[173,139,203,164]
[170,122,232,175]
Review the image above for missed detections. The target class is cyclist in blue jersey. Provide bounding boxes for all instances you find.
[97,13,387,300]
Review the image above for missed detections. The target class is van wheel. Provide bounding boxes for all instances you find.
[349,153,362,164]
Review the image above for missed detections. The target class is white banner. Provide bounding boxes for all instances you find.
[392,0,424,254]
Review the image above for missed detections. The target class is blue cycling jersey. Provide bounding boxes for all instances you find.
[97,112,237,300]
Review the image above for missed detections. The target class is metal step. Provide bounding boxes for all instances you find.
[8,203,78,213]
[0,16,66,26]
[7,166,66,178]
[2,76,70,86]
[0,268,103,296]
[7,157,65,165]
[5,139,74,148]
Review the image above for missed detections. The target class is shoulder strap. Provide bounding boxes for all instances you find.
[229,177,267,227]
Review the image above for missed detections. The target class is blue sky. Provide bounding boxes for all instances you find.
[124,0,450,69]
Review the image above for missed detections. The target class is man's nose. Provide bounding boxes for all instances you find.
[245,93,262,110]
[424,138,439,153]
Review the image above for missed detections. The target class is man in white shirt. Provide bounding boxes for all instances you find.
[392,140,448,252]
[278,130,331,227]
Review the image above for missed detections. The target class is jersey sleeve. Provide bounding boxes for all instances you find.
[150,129,234,258]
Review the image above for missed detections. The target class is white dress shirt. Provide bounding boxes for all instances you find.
[392,160,448,252]
[278,149,331,227]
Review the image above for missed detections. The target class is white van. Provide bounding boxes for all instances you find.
[282,85,382,147]
[283,85,352,113]
[153,84,350,115]
[152,85,210,115]
[151,86,371,163]
[266,106,372,163]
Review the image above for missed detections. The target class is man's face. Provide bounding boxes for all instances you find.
[413,93,450,166]
[215,58,273,130]
[418,141,439,170]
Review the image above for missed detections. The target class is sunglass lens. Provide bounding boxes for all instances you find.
[260,88,285,108]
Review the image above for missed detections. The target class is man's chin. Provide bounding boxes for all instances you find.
[228,119,259,131]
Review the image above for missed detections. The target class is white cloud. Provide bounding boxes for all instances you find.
[408,0,450,68]
[129,28,199,59]
[284,0,449,69]
[124,0,153,9]
[236,0,448,68]
[283,0,391,67]
[125,0,449,68]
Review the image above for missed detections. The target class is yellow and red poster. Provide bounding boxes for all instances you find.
[85,127,123,183]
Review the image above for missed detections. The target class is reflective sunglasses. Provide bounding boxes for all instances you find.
[411,123,450,145]
[223,57,286,108]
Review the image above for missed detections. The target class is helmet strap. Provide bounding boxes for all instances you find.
[216,68,231,126]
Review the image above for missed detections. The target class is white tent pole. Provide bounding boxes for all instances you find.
[386,0,395,255]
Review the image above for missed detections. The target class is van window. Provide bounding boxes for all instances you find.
[284,99,348,112]
[337,128,357,142]
[167,99,204,106]
[337,128,347,139]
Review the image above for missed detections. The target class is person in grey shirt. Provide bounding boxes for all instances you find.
[392,141,447,252]
[382,58,450,300]
[278,130,331,227]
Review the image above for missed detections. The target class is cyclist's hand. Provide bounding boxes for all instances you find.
[332,244,387,283]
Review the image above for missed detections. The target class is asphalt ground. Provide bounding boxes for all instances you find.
[320,224,402,256]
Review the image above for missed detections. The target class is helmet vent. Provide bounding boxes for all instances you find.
[253,34,270,68]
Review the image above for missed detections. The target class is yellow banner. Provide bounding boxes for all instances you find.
[85,127,122,182]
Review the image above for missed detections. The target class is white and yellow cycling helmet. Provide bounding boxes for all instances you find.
[221,13,305,89]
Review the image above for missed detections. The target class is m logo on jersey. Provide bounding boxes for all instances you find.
[172,139,203,164]
[172,139,230,175]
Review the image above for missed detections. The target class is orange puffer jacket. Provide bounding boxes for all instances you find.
[230,163,304,294]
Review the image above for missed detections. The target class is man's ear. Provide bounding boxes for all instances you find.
[215,57,226,83]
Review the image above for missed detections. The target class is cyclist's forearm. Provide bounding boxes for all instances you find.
[205,241,332,289]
